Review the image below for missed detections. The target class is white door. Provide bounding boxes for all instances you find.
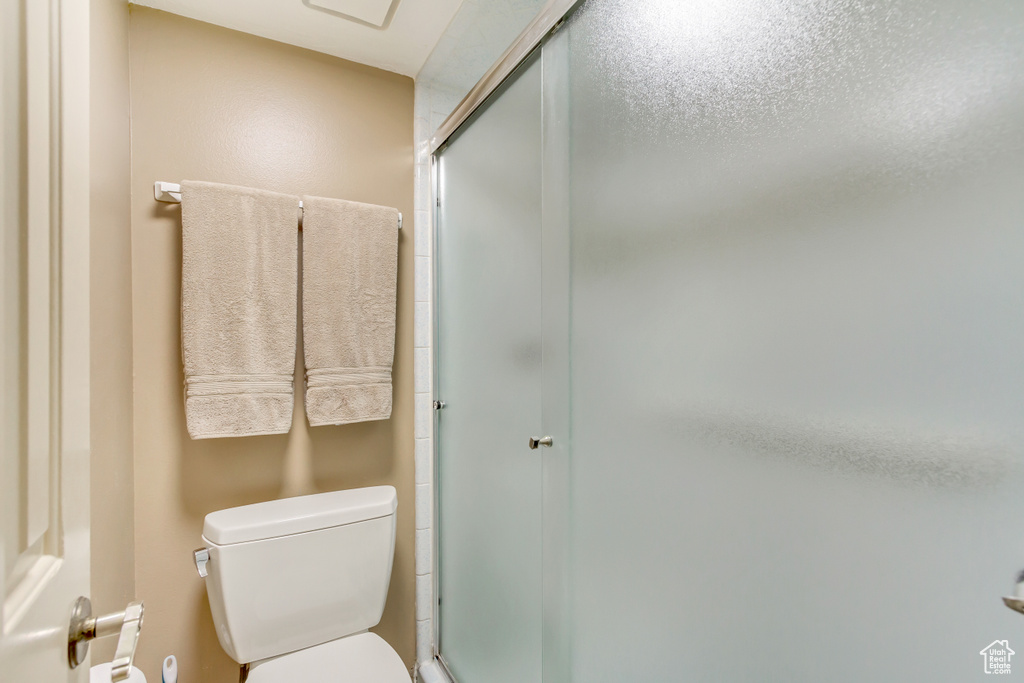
[1,0,92,681]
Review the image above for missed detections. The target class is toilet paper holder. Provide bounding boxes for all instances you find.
[68,596,145,682]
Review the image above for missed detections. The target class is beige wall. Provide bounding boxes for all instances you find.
[128,8,416,681]
[90,0,134,665]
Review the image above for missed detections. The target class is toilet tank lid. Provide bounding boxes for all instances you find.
[203,486,397,546]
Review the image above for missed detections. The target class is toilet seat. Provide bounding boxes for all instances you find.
[247,632,411,683]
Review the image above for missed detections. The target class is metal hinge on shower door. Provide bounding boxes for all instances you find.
[434,400,446,410]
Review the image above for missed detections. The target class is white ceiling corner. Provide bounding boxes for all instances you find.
[132,0,466,76]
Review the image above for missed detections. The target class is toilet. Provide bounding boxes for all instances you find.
[195,486,412,682]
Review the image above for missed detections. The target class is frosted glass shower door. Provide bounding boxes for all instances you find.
[435,54,544,683]
[563,0,1024,681]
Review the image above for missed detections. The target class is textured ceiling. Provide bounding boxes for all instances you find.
[132,0,466,76]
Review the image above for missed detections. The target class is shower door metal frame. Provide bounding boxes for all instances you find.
[428,0,583,155]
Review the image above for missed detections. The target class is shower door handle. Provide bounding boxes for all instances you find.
[529,436,553,449]
[1004,570,1024,614]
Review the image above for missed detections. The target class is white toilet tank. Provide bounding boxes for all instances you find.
[198,486,397,664]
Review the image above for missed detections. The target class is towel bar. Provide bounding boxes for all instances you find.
[153,181,402,230]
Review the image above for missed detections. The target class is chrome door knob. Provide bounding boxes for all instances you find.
[528,436,553,449]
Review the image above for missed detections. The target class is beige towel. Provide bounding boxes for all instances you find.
[301,196,398,426]
[181,181,299,439]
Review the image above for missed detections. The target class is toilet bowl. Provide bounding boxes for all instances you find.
[246,632,408,682]
[196,486,411,683]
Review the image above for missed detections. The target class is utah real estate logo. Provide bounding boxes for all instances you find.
[980,640,1014,674]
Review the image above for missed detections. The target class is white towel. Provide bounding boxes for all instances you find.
[181,181,299,439]
[301,196,398,426]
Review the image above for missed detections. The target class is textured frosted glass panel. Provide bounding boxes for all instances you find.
[437,55,543,683]
[566,0,1024,681]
